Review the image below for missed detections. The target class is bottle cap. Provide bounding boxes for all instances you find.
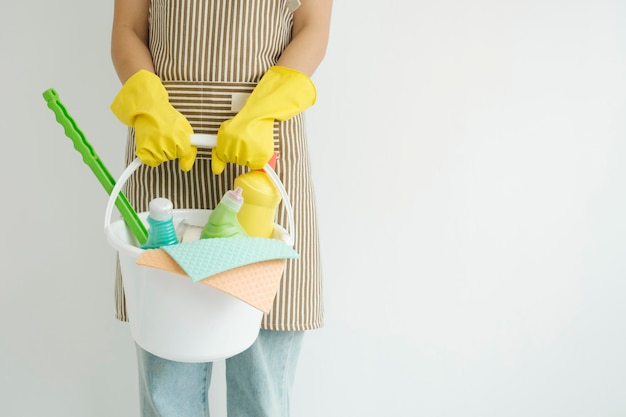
[148,197,174,221]
[221,187,244,212]
[267,152,278,170]
[255,151,278,172]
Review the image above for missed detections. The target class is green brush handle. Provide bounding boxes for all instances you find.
[43,88,148,244]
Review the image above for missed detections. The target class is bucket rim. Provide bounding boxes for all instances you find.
[105,208,212,256]
[105,208,293,256]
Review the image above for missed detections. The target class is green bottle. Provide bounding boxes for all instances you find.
[200,187,248,239]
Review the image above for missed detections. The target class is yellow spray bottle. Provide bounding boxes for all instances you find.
[234,153,281,238]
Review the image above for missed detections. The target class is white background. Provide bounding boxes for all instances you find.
[2,1,625,416]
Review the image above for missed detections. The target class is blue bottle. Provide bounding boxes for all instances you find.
[141,198,179,249]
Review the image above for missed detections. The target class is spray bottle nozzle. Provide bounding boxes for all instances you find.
[256,152,278,172]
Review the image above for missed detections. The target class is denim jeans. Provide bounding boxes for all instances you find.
[136,330,305,417]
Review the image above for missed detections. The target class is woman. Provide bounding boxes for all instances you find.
[109,0,332,416]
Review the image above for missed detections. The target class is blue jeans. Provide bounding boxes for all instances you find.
[136,330,304,417]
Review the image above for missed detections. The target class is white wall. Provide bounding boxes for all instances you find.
[2,1,625,416]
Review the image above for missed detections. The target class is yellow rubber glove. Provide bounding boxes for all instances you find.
[111,70,196,171]
[212,66,316,174]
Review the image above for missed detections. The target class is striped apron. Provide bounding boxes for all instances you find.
[114,0,324,331]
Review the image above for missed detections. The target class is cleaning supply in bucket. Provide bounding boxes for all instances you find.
[176,220,203,242]
[201,187,248,239]
[234,154,281,238]
[142,198,179,249]
[42,88,149,244]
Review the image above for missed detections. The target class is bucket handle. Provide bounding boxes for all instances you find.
[104,134,295,246]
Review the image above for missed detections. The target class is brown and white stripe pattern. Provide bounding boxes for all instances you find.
[114,0,323,331]
[149,0,295,83]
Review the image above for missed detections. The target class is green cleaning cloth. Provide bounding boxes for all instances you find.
[160,237,299,282]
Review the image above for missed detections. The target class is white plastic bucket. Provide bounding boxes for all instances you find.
[104,134,293,363]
